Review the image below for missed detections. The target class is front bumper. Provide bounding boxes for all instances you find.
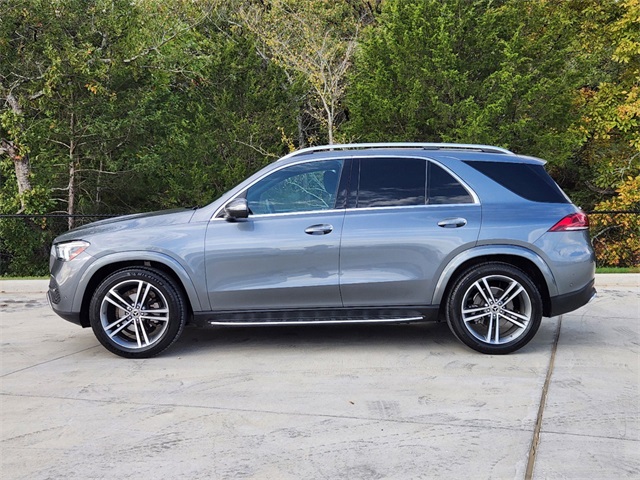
[47,281,83,326]
[548,278,596,317]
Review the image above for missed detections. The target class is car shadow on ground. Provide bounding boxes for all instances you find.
[166,321,460,357]
[162,317,561,358]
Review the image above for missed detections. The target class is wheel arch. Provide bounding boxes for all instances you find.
[433,246,558,318]
[74,252,204,327]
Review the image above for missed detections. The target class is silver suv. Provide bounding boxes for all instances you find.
[48,143,596,358]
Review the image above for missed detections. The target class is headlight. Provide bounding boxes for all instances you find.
[55,240,90,261]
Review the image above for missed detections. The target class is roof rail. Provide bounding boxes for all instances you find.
[277,142,514,161]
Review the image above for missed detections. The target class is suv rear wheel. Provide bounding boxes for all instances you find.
[446,263,542,354]
[89,268,186,358]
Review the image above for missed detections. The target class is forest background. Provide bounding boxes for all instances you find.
[1,0,638,275]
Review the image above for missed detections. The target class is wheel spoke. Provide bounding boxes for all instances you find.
[138,320,151,346]
[485,316,494,342]
[140,314,169,322]
[501,284,525,306]
[473,277,496,304]
[132,281,144,308]
[462,306,487,314]
[104,290,132,310]
[108,318,134,338]
[473,279,490,305]
[463,311,491,323]
[493,314,500,343]
[499,280,516,297]
[105,313,130,331]
[498,312,526,329]
[139,282,152,308]
[132,319,142,348]
[481,278,496,302]
[141,308,169,314]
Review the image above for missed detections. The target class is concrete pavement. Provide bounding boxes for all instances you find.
[0,275,638,479]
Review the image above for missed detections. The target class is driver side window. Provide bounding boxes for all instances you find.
[246,160,343,215]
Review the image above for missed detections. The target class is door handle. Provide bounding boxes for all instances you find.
[438,217,467,228]
[305,224,334,235]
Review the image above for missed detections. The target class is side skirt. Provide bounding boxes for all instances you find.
[190,306,440,328]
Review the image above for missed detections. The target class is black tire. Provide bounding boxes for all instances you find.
[445,263,543,354]
[89,267,186,358]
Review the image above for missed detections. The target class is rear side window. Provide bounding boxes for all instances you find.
[464,161,569,203]
[428,162,474,204]
[357,158,426,208]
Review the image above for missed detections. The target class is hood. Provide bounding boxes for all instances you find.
[54,208,197,243]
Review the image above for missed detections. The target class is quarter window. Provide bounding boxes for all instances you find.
[463,161,569,203]
[246,160,343,214]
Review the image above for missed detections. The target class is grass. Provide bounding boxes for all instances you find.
[0,276,48,280]
[596,266,640,273]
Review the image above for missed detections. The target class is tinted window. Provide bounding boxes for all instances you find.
[246,160,343,214]
[428,162,474,204]
[357,158,426,208]
[464,161,569,203]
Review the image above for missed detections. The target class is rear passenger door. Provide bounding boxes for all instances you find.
[339,157,481,307]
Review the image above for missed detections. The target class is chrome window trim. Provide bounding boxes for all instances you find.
[424,158,480,205]
[344,203,480,214]
[351,155,480,207]
[212,157,346,219]
[210,209,347,221]
[210,202,482,222]
[211,154,480,220]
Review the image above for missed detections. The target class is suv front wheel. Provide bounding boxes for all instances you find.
[446,263,543,354]
[89,268,187,358]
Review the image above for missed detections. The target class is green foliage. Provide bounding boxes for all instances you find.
[0,218,52,276]
[346,0,584,163]
[590,176,640,267]
[1,0,299,273]
[1,0,638,273]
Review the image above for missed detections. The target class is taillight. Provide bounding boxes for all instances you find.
[548,212,590,232]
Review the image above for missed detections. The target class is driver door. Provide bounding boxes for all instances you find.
[204,159,346,311]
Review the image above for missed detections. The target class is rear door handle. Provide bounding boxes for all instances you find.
[305,224,334,235]
[438,217,467,228]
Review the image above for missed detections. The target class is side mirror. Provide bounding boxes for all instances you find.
[224,198,249,221]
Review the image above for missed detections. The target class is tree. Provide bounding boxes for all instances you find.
[1,1,303,274]
[572,0,639,266]
[239,0,371,145]
[346,0,584,163]
[1,0,146,227]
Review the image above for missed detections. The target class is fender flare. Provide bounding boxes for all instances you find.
[71,251,205,313]
[431,245,559,305]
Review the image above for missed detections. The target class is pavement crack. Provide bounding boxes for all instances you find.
[525,315,562,480]
[0,345,100,378]
[0,391,536,436]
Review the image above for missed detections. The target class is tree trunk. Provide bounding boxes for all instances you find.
[68,158,76,230]
[327,109,334,145]
[0,93,33,213]
[13,153,33,209]
[297,113,306,149]
[67,113,76,230]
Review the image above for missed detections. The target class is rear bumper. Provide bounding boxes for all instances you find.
[548,278,596,317]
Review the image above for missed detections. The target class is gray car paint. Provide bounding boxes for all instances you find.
[48,146,595,329]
